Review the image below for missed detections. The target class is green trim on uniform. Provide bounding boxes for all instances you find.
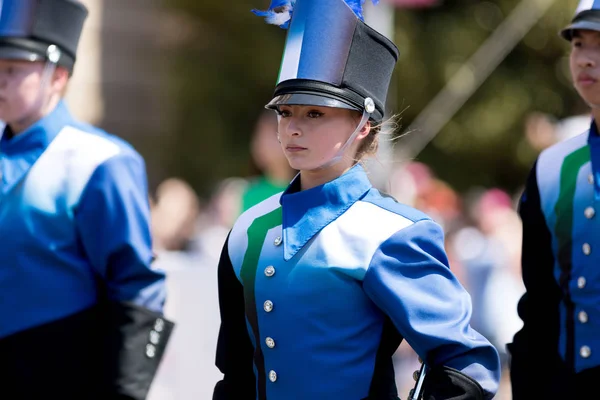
[554,145,590,257]
[240,207,282,400]
[553,144,590,368]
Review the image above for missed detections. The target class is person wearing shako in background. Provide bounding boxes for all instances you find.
[0,1,173,399]
[508,1,600,398]
[212,0,501,399]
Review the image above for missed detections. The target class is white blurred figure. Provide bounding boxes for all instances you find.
[148,178,223,400]
[195,177,249,264]
[525,111,591,151]
[450,188,525,400]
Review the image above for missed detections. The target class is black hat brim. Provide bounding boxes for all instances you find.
[0,46,45,62]
[265,93,360,112]
[561,20,600,41]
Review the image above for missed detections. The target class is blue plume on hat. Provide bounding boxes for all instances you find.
[252,0,379,29]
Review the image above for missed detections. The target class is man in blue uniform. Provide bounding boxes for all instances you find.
[0,1,173,398]
[508,0,600,397]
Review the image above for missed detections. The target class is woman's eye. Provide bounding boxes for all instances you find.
[277,109,292,118]
[307,111,323,118]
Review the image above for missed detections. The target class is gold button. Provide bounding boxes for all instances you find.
[578,276,587,289]
[412,369,420,382]
[264,300,273,312]
[265,337,275,348]
[274,236,282,246]
[579,311,589,323]
[580,345,592,358]
[589,174,595,184]
[269,370,277,382]
[583,243,592,255]
[264,266,275,277]
[585,207,596,219]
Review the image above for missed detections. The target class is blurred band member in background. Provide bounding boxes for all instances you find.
[0,1,173,398]
[509,0,600,397]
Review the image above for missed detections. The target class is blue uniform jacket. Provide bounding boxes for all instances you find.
[0,101,172,399]
[509,120,600,398]
[214,164,501,400]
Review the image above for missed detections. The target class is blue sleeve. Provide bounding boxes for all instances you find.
[74,152,166,313]
[363,218,501,398]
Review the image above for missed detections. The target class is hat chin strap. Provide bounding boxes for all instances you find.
[314,109,370,170]
[32,45,61,113]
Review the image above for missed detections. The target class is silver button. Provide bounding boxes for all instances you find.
[154,318,165,332]
[580,345,592,358]
[274,236,282,246]
[264,300,273,312]
[585,207,596,219]
[589,174,595,184]
[264,266,275,277]
[269,370,277,382]
[583,243,592,255]
[578,276,587,289]
[149,330,160,345]
[146,344,156,358]
[579,311,589,323]
[265,337,275,348]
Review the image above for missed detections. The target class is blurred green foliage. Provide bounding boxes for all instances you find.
[163,0,583,198]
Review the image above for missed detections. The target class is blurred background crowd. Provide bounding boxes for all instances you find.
[67,0,588,398]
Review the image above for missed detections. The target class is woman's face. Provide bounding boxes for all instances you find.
[277,104,364,174]
[0,60,47,127]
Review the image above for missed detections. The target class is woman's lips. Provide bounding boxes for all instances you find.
[286,146,306,152]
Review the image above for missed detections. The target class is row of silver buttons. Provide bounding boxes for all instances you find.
[577,175,594,360]
[264,236,282,383]
[145,318,165,358]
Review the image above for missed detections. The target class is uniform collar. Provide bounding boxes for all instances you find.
[0,100,73,155]
[280,163,372,261]
[0,101,74,195]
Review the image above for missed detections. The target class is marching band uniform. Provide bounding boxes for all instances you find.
[509,1,600,398]
[0,1,173,398]
[213,0,501,399]
[509,123,600,399]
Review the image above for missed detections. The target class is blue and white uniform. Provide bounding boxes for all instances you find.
[0,101,172,399]
[214,164,501,400]
[509,120,600,398]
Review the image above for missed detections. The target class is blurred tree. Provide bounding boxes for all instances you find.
[391,0,583,193]
[161,0,285,199]
[163,0,583,198]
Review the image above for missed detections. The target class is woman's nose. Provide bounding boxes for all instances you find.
[284,118,301,136]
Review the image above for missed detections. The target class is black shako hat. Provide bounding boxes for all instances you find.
[561,0,600,41]
[0,0,88,71]
[254,0,400,122]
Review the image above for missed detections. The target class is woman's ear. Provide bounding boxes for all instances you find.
[52,66,70,95]
[357,120,371,140]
